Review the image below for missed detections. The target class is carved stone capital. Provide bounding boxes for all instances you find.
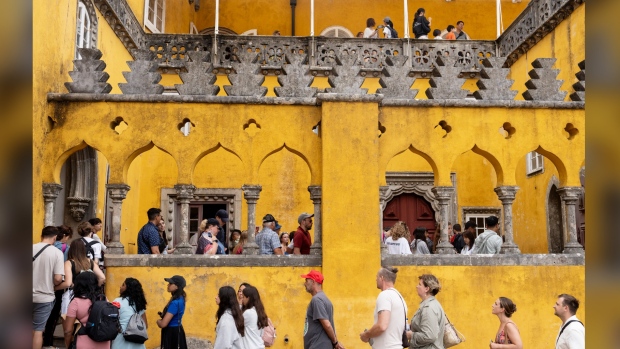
[308,185,322,203]
[379,186,391,202]
[242,185,262,203]
[42,183,63,202]
[106,184,131,202]
[174,184,197,203]
[556,187,582,205]
[431,186,455,204]
[494,186,520,204]
[67,197,92,222]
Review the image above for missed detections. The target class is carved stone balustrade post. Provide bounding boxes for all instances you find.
[241,185,262,255]
[173,184,196,254]
[494,186,521,254]
[557,187,585,254]
[431,186,456,254]
[379,186,390,256]
[105,184,130,254]
[42,183,63,227]
[308,186,322,255]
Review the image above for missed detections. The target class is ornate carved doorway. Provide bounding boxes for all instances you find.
[383,193,437,237]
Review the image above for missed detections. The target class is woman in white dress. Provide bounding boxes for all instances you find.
[240,286,271,349]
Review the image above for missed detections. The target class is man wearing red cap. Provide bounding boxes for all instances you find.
[301,270,345,349]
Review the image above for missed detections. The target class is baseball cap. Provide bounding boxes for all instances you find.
[206,218,219,227]
[215,209,229,222]
[384,16,391,23]
[274,221,282,230]
[263,214,276,223]
[298,213,314,224]
[164,275,186,288]
[300,270,324,284]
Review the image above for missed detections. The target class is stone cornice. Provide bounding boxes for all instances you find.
[46,93,585,109]
[382,253,584,266]
[498,0,585,67]
[105,254,322,267]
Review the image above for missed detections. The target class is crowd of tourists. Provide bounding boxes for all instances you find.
[137,208,316,256]
[384,215,504,255]
[359,9,469,40]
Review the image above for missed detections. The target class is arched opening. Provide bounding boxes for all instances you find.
[383,193,436,239]
[547,182,563,253]
[257,146,312,234]
[199,27,238,35]
[320,25,354,38]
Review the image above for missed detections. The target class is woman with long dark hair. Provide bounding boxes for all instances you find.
[410,227,431,255]
[241,286,270,349]
[112,277,148,349]
[156,275,188,349]
[58,239,106,317]
[63,272,109,349]
[412,8,432,39]
[214,286,245,349]
[460,231,476,255]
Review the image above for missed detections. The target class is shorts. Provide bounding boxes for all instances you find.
[33,301,55,331]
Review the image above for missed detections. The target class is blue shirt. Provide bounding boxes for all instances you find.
[166,297,185,327]
[256,228,281,255]
[137,222,160,254]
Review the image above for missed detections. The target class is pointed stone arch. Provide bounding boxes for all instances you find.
[192,143,245,187]
[529,146,568,186]
[471,144,504,185]
[546,175,565,253]
[258,143,314,182]
[123,141,178,183]
[386,144,439,179]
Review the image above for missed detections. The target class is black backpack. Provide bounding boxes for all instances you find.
[388,26,398,38]
[81,237,100,260]
[77,294,121,342]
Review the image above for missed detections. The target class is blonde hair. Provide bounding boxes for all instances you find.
[199,219,208,232]
[419,274,441,295]
[390,221,410,240]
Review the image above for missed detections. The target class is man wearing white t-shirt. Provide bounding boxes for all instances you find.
[554,294,585,349]
[360,267,408,349]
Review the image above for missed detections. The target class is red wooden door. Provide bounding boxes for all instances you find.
[383,193,437,238]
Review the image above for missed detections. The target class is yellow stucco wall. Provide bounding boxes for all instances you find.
[104,265,584,349]
[509,4,585,101]
[188,0,528,39]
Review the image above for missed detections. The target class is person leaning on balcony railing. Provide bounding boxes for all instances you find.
[364,18,379,38]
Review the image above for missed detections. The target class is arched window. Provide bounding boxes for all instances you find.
[320,26,354,38]
[75,1,93,59]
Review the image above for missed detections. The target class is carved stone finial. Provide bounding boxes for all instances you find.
[65,48,112,94]
[223,49,267,97]
[473,57,518,100]
[377,55,418,100]
[274,54,317,98]
[522,58,567,101]
[570,60,585,102]
[175,51,220,96]
[326,54,368,94]
[241,185,262,203]
[118,49,164,94]
[426,55,468,99]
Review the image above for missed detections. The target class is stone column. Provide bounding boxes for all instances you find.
[494,186,521,254]
[241,185,262,255]
[42,183,63,227]
[557,187,585,254]
[431,186,456,254]
[105,184,130,254]
[308,185,322,255]
[379,186,390,256]
[173,184,196,254]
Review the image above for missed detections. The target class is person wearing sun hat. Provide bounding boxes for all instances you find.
[157,275,188,349]
[301,270,345,349]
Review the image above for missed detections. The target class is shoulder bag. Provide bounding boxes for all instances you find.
[390,289,410,348]
[443,313,465,348]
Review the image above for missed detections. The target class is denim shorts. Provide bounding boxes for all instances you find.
[33,301,55,331]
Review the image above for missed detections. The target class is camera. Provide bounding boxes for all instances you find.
[377,25,385,29]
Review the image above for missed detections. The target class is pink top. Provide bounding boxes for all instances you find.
[495,322,517,344]
[67,297,111,349]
